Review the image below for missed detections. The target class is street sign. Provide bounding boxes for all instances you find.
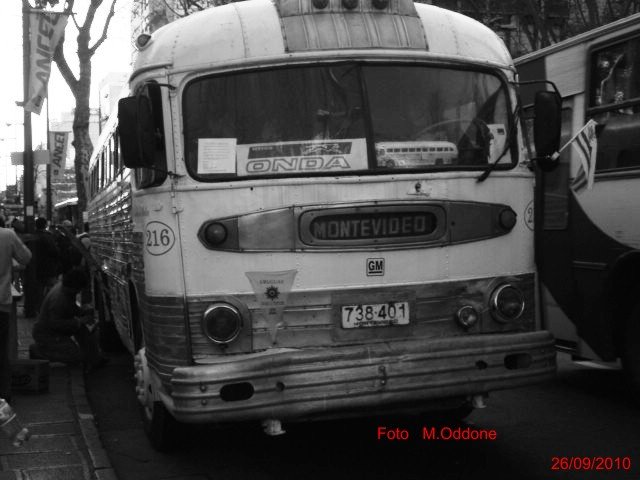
[10,151,50,165]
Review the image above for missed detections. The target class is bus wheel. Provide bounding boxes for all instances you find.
[95,286,124,352]
[134,348,178,451]
[621,302,640,401]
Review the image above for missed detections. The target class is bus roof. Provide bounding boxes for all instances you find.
[515,13,640,65]
[132,0,512,77]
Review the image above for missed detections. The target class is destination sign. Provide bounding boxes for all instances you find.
[310,212,437,241]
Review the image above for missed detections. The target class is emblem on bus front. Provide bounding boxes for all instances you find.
[367,258,385,276]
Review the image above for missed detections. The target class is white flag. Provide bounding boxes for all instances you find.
[25,11,69,114]
[572,119,598,189]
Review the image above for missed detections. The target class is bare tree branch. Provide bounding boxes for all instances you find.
[52,36,79,98]
[161,0,183,17]
[190,0,207,11]
[89,0,117,55]
[574,0,589,31]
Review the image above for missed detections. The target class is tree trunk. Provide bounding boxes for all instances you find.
[71,28,94,221]
[71,97,92,220]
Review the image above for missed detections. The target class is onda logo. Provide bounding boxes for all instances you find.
[246,156,351,173]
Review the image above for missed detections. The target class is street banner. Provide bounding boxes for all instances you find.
[48,131,69,182]
[25,11,69,114]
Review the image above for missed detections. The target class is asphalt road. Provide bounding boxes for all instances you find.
[85,351,640,480]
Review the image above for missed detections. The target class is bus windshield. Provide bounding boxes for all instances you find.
[183,63,513,179]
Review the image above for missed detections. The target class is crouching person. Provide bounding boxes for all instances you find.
[31,268,107,373]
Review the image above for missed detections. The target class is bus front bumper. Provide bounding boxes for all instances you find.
[169,331,556,423]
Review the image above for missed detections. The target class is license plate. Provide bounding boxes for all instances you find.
[341,302,410,328]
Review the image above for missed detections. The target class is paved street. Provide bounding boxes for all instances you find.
[85,352,640,480]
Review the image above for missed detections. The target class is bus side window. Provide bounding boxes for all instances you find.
[113,132,120,174]
[135,83,168,189]
[590,37,640,171]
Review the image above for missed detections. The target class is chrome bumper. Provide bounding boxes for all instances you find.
[169,331,556,423]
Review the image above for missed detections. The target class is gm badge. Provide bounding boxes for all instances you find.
[367,258,385,276]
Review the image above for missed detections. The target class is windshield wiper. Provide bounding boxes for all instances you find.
[476,143,508,182]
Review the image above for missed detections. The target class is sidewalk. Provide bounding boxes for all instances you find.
[0,303,118,480]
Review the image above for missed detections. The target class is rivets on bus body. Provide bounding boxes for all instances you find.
[342,0,358,9]
[199,383,208,392]
[312,0,329,8]
[378,365,387,385]
[201,399,208,406]
[372,0,388,9]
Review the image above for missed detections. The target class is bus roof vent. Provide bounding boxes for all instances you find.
[274,0,428,52]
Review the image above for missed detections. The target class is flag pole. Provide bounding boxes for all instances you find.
[46,98,52,221]
[21,0,34,233]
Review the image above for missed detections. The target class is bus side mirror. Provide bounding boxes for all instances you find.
[533,91,561,171]
[117,95,155,169]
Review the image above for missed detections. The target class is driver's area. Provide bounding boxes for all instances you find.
[365,65,511,169]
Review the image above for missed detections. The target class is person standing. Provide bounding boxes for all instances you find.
[0,221,32,401]
[23,218,60,317]
[53,220,82,275]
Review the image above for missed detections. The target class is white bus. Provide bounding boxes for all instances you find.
[88,0,560,450]
[516,14,640,394]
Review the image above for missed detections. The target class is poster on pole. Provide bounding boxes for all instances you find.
[25,11,69,114]
[48,131,69,182]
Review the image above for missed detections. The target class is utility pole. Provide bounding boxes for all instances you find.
[21,1,34,233]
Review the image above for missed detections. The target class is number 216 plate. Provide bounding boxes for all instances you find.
[341,302,410,329]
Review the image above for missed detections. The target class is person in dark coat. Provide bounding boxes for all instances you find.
[23,218,60,317]
[31,268,106,372]
[52,220,83,275]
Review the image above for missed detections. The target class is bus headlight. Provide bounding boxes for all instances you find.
[489,284,525,323]
[202,303,242,344]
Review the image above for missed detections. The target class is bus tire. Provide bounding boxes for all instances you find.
[94,278,124,352]
[621,302,640,401]
[142,400,178,452]
[135,349,179,451]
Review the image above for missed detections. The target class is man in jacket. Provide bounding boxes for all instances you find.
[31,268,105,373]
[0,221,32,401]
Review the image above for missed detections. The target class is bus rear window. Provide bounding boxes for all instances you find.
[182,63,513,180]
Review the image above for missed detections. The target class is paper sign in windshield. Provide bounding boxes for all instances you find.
[197,138,236,174]
[236,138,367,176]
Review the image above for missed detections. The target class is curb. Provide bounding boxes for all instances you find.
[70,369,118,480]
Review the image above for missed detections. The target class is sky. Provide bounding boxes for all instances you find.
[0,0,133,191]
